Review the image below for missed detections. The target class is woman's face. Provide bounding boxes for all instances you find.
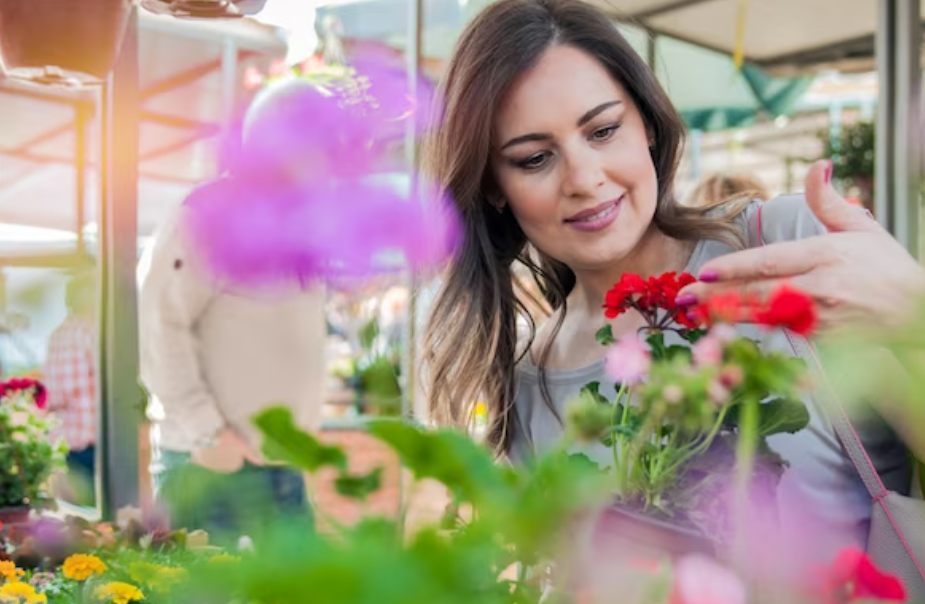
[492,44,659,273]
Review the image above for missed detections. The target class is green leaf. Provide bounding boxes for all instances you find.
[595,325,615,346]
[665,345,693,362]
[579,382,610,406]
[334,468,383,501]
[726,398,810,437]
[367,419,514,503]
[358,317,380,351]
[254,406,348,472]
[646,332,666,359]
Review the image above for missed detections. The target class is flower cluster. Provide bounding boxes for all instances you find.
[0,580,46,604]
[0,378,66,508]
[575,272,814,538]
[692,285,817,336]
[61,554,107,582]
[604,272,699,329]
[0,379,46,410]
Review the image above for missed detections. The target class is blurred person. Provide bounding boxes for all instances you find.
[684,172,770,208]
[44,271,97,505]
[139,82,330,540]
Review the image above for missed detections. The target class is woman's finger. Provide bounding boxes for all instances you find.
[681,237,824,288]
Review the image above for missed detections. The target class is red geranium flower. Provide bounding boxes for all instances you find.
[0,378,48,410]
[692,285,816,336]
[692,291,751,326]
[816,547,907,603]
[603,273,648,319]
[603,272,701,330]
[753,285,817,336]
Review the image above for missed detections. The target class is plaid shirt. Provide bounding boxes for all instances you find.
[44,315,97,450]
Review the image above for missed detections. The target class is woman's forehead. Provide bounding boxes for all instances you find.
[493,45,628,139]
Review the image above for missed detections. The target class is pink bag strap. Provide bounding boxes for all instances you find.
[752,204,885,498]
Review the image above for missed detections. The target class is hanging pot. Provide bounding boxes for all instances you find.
[0,0,132,86]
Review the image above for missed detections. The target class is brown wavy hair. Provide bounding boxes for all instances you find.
[422,0,747,455]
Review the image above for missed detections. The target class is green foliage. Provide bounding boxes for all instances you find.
[820,121,875,181]
[572,314,812,531]
[0,388,66,508]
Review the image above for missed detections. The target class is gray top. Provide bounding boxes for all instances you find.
[510,195,911,564]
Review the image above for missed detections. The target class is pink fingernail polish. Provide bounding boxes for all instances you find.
[824,160,832,184]
[699,270,720,283]
[675,294,698,307]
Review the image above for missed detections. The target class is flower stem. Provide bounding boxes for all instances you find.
[613,383,630,495]
[732,396,759,560]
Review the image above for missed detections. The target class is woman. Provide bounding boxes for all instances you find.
[421,0,913,569]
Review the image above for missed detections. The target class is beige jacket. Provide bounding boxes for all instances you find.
[139,202,327,459]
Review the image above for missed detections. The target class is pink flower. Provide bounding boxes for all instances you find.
[693,336,723,367]
[604,336,651,385]
[669,555,748,604]
[693,324,736,367]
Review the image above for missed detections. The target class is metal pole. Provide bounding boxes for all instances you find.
[892,0,922,258]
[874,0,895,228]
[398,0,424,522]
[75,105,89,255]
[875,0,922,259]
[401,0,423,422]
[98,4,141,518]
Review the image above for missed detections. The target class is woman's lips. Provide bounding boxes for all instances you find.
[565,196,623,233]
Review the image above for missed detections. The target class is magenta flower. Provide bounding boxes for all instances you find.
[186,48,458,289]
[604,336,651,385]
[0,378,47,409]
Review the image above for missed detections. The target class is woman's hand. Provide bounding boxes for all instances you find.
[678,161,925,330]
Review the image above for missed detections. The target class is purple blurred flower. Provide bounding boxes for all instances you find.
[604,336,651,385]
[184,176,459,288]
[188,48,458,289]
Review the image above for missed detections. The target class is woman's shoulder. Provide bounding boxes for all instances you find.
[740,193,827,246]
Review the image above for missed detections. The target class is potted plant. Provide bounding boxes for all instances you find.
[820,121,875,214]
[0,378,67,526]
[0,0,132,86]
[567,272,814,559]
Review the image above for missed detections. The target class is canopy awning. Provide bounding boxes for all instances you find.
[592,0,902,76]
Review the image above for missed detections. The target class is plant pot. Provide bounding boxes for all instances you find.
[0,505,31,528]
[591,504,716,562]
[0,0,132,86]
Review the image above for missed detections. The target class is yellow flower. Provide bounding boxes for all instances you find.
[0,561,23,583]
[94,582,144,604]
[208,553,241,565]
[474,401,487,418]
[0,581,47,604]
[62,554,108,581]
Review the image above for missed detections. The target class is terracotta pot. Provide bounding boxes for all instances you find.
[592,504,716,562]
[0,505,31,528]
[0,0,132,86]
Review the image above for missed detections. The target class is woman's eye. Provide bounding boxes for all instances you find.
[590,125,618,142]
[516,152,551,170]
